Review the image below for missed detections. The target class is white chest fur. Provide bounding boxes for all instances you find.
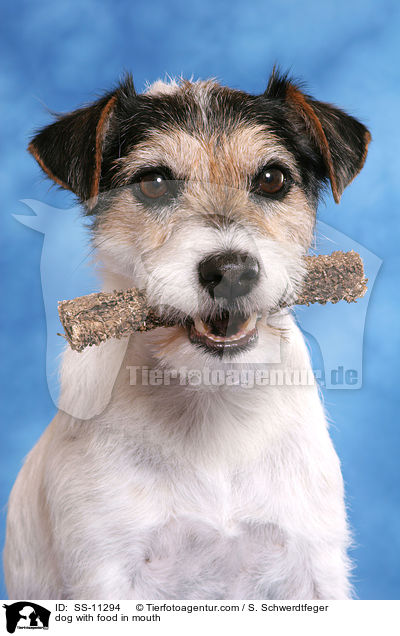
[5,318,351,599]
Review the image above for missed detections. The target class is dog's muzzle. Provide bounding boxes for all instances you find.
[187,251,261,356]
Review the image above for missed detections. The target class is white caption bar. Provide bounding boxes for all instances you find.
[1,600,398,635]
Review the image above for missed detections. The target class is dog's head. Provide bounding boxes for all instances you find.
[29,70,370,367]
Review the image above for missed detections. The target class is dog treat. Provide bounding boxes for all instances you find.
[293,250,367,306]
[58,250,367,352]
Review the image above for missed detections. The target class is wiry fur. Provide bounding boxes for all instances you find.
[4,71,370,599]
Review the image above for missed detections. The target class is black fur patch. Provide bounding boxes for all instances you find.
[99,81,322,205]
[28,71,370,212]
[100,73,370,207]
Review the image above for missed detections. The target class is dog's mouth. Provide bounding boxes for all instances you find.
[187,310,261,355]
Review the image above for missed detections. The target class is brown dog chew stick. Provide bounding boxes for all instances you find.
[58,250,367,353]
[293,250,367,306]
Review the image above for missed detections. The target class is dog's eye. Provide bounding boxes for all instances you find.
[254,168,285,196]
[139,173,169,199]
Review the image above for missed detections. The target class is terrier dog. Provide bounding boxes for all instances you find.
[4,70,370,599]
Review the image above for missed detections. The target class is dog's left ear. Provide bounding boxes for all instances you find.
[265,71,371,203]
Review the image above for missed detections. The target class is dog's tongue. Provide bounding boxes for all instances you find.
[208,312,245,337]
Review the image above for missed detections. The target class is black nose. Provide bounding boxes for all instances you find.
[198,251,260,300]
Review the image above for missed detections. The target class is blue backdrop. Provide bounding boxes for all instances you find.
[1,0,399,600]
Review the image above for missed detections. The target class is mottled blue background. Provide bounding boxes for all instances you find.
[1,0,399,600]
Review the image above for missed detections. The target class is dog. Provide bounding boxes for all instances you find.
[4,69,370,599]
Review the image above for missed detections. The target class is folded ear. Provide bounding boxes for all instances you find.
[28,76,135,208]
[265,70,371,203]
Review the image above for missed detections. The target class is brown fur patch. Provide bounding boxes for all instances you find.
[96,189,172,253]
[113,123,299,189]
[286,85,340,203]
[28,141,73,193]
[258,190,315,246]
[99,120,314,251]
[91,95,118,202]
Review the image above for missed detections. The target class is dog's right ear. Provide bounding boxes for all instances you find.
[28,75,136,208]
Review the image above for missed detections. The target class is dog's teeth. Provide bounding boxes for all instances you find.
[242,313,257,333]
[193,312,258,343]
[194,317,208,335]
[205,334,225,342]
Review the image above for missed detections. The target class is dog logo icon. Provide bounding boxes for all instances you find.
[2,602,50,633]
